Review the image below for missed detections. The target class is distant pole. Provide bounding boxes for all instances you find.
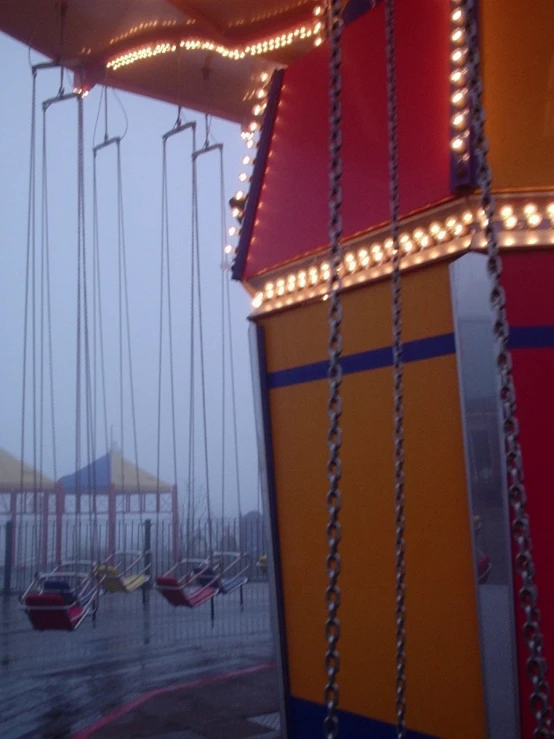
[3,520,13,594]
[144,518,152,586]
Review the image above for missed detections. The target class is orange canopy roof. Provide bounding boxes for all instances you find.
[0,0,331,122]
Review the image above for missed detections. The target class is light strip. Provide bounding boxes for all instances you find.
[249,197,554,313]
[449,0,471,178]
[107,16,321,71]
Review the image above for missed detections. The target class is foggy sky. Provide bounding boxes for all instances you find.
[0,33,260,517]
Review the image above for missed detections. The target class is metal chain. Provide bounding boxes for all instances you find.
[385,1,407,736]
[324,1,344,737]
[462,2,553,736]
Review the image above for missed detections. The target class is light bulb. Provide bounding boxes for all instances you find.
[429,222,441,236]
[242,155,252,165]
[451,90,467,108]
[523,203,537,216]
[314,37,323,47]
[309,266,319,285]
[527,213,542,228]
[452,113,466,130]
[228,226,238,236]
[256,88,267,99]
[500,205,514,219]
[298,270,307,288]
[224,244,233,254]
[451,136,466,153]
[413,228,425,242]
[276,279,285,296]
[252,292,263,309]
[235,190,245,200]
[462,210,473,224]
[445,216,458,232]
[313,5,323,16]
[231,207,241,218]
[238,172,249,182]
[504,215,518,230]
[451,29,465,45]
[287,274,296,292]
[260,72,270,82]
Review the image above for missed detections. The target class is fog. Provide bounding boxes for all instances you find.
[0,33,259,517]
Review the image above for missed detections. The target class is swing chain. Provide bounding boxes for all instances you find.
[324,1,344,738]
[463,1,553,736]
[385,1,407,736]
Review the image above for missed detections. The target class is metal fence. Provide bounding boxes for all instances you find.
[1,515,268,593]
[0,515,271,672]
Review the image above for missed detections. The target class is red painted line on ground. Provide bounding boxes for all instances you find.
[72,662,274,739]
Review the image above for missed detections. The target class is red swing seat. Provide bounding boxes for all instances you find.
[24,593,85,631]
[155,576,218,608]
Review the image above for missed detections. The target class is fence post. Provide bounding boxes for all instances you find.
[144,519,152,587]
[3,520,13,594]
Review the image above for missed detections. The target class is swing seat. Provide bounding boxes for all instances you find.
[102,572,148,593]
[24,593,84,631]
[220,575,248,595]
[155,576,218,608]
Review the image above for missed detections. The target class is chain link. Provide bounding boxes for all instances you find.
[324,1,344,737]
[384,1,407,736]
[462,2,553,736]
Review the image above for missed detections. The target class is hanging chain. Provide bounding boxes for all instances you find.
[385,1,407,736]
[324,1,344,738]
[462,2,553,736]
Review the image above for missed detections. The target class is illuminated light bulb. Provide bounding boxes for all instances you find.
[309,266,319,285]
[445,216,458,232]
[400,232,410,244]
[451,89,468,108]
[235,190,245,200]
[462,210,473,224]
[252,292,263,309]
[420,235,431,248]
[238,172,249,182]
[413,228,425,242]
[257,88,267,99]
[499,205,514,220]
[320,262,331,280]
[451,29,466,45]
[246,139,255,149]
[451,8,465,24]
[276,279,286,296]
[260,72,270,82]
[346,258,357,272]
[314,37,323,47]
[228,226,238,236]
[242,155,252,166]
[450,68,467,86]
[403,240,414,254]
[504,215,518,230]
[249,121,259,132]
[313,4,323,15]
[372,248,384,264]
[384,237,393,252]
[527,213,542,228]
[454,222,464,237]
[298,270,307,288]
[265,282,275,299]
[429,222,441,236]
[451,48,467,65]
[253,104,265,116]
[546,203,554,219]
[437,229,448,242]
[314,21,323,33]
[287,274,296,292]
[231,207,241,218]
[224,244,234,255]
[358,248,370,267]
[451,136,466,153]
[452,112,466,130]
[523,202,538,216]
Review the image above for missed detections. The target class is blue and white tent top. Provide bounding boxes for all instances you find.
[0,446,55,492]
[58,451,173,493]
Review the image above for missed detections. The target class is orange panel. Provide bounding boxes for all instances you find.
[482,0,554,190]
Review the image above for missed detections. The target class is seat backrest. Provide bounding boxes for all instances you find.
[43,578,77,605]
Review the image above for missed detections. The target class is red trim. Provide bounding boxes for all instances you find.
[71,662,274,739]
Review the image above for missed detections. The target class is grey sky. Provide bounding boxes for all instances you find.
[0,32,259,517]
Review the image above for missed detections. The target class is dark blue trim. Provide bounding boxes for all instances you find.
[289,696,439,738]
[343,0,383,27]
[508,325,554,350]
[268,333,456,389]
[231,70,284,282]
[255,324,293,734]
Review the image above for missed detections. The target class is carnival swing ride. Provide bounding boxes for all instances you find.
[2,0,554,737]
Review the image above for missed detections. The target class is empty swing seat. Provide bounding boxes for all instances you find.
[98,566,148,594]
[155,576,218,608]
[219,575,249,594]
[24,593,84,631]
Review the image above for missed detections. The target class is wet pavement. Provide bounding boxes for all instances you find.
[0,583,274,738]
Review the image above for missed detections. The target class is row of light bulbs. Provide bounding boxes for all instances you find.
[251,202,554,309]
[107,6,325,71]
[449,0,471,167]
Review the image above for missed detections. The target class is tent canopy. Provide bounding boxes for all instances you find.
[58,450,173,493]
[0,446,55,492]
[0,0,332,122]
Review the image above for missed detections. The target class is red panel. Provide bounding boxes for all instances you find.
[503,253,554,739]
[244,0,451,279]
[503,251,554,326]
[508,349,554,739]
